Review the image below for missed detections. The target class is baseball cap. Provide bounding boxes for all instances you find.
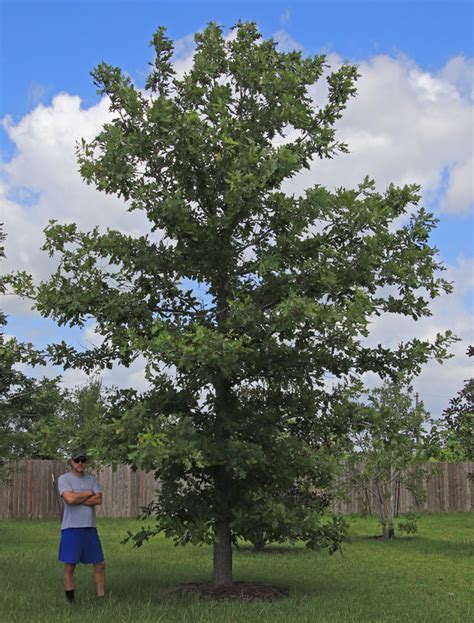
[71,448,88,460]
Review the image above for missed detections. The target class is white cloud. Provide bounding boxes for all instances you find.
[274,29,302,52]
[1,93,150,315]
[439,55,474,101]
[288,53,473,217]
[439,156,474,215]
[361,258,474,417]
[82,322,104,348]
[172,32,198,78]
[61,355,149,393]
[23,353,150,394]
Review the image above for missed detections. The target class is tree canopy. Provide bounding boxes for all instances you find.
[9,22,455,585]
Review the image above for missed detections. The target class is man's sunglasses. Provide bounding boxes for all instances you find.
[73,458,87,464]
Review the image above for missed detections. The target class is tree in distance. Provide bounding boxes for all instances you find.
[336,381,432,539]
[1,225,108,470]
[430,346,473,468]
[9,22,455,586]
[0,224,63,479]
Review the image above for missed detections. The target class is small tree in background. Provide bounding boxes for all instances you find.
[9,23,455,586]
[0,225,58,479]
[339,381,431,539]
[430,346,473,463]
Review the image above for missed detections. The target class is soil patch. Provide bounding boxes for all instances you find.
[161,581,289,602]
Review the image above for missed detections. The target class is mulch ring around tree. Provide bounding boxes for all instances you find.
[161,581,289,601]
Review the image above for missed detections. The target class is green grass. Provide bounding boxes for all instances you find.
[0,513,472,622]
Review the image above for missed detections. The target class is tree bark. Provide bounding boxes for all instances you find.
[382,522,395,539]
[384,466,396,538]
[212,253,234,586]
[213,520,233,586]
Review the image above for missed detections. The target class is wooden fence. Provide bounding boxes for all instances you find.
[332,462,474,515]
[0,460,472,520]
[0,461,159,520]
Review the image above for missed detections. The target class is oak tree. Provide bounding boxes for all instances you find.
[10,23,454,584]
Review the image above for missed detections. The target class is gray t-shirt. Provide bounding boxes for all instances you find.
[57,472,101,530]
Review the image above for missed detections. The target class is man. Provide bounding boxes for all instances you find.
[57,449,105,603]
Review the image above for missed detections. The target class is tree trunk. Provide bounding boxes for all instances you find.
[252,534,267,552]
[212,271,234,586]
[213,521,233,586]
[394,474,401,518]
[385,467,396,538]
[380,472,396,538]
[382,521,395,539]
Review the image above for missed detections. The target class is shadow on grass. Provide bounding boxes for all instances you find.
[235,545,309,555]
[349,533,472,557]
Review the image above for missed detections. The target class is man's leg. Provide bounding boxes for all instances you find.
[93,561,105,597]
[63,563,75,590]
[63,563,76,602]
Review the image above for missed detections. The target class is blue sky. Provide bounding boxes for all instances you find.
[1,0,472,121]
[1,0,473,415]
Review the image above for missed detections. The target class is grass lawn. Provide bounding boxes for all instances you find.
[0,513,472,622]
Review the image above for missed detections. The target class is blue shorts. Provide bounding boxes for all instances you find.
[59,527,104,565]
